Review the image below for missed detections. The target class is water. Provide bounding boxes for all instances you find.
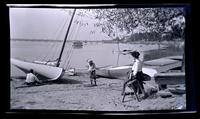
[10,40,167,77]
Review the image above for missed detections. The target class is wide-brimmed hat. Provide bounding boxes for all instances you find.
[130,51,140,58]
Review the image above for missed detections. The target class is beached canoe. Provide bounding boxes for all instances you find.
[11,58,64,80]
[96,65,157,79]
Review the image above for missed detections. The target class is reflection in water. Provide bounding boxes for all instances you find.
[73,45,83,49]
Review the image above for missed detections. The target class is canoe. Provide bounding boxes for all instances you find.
[96,65,157,79]
[11,58,64,80]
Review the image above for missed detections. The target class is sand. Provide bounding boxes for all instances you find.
[10,74,186,111]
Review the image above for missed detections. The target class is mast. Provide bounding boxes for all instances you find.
[56,9,76,67]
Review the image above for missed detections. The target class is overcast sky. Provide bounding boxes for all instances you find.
[9,8,112,41]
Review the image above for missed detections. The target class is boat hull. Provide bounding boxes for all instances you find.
[11,58,64,80]
[96,66,157,79]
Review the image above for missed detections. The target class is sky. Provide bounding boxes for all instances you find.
[9,8,112,41]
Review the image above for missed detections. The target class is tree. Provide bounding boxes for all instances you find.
[93,8,185,41]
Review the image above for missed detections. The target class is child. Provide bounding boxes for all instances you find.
[87,59,97,86]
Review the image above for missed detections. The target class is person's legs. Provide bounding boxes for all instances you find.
[94,78,97,86]
[136,72,145,94]
[138,81,144,94]
[89,71,93,85]
[93,71,97,86]
[90,78,93,85]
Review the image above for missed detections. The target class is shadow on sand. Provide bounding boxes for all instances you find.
[50,78,83,84]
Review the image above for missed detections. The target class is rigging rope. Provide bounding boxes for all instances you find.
[39,16,69,62]
[65,23,81,69]
[47,15,70,62]
[36,27,55,61]
[61,19,76,68]
[63,25,77,68]
[60,27,75,68]
[64,16,82,70]
[116,27,120,66]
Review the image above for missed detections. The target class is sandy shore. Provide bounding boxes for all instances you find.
[10,74,186,111]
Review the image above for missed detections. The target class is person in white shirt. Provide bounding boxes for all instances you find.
[25,69,42,85]
[121,51,146,96]
[87,59,97,86]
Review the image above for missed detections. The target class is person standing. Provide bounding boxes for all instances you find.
[87,59,97,86]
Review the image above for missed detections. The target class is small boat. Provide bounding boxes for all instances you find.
[72,41,83,47]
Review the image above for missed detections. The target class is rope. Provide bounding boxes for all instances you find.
[36,29,55,61]
[38,15,69,62]
[65,49,74,69]
[116,27,120,66]
[62,17,77,68]
[64,16,82,70]
[63,44,73,68]
[48,15,70,61]
[40,19,62,61]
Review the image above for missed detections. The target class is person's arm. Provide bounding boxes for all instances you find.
[88,64,91,71]
[34,75,42,83]
[128,70,133,80]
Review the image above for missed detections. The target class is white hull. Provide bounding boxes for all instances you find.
[11,58,64,80]
[96,66,157,78]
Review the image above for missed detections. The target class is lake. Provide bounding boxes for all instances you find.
[10,40,182,77]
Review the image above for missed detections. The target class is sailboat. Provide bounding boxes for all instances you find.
[11,9,77,81]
